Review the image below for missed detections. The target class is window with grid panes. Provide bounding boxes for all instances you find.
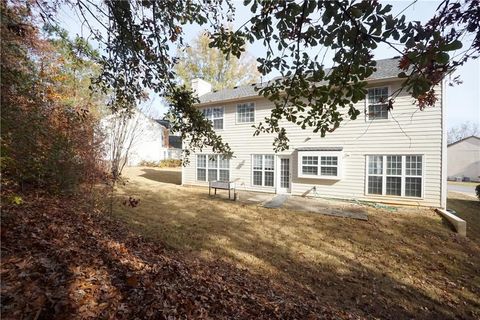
[367,87,389,120]
[302,156,318,175]
[367,155,423,198]
[252,155,275,187]
[202,107,224,129]
[299,152,341,179]
[196,154,229,182]
[236,103,255,123]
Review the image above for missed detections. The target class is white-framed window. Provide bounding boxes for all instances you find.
[252,155,275,187]
[366,155,423,198]
[367,87,389,120]
[298,151,342,179]
[236,103,255,123]
[197,154,230,182]
[202,107,224,129]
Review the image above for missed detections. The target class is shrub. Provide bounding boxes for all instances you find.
[139,159,182,168]
[476,185,480,201]
[159,159,182,168]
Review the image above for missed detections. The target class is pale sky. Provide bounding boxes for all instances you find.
[58,0,479,129]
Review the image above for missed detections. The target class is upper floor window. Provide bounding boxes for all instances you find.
[367,87,389,120]
[203,107,224,129]
[237,103,255,123]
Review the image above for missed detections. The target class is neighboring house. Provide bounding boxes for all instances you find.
[182,57,447,208]
[154,119,183,160]
[447,136,480,182]
[102,109,170,166]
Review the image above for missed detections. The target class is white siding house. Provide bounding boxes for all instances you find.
[182,58,447,208]
[101,109,170,166]
[447,136,480,182]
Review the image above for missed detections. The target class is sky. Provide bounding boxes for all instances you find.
[57,0,479,130]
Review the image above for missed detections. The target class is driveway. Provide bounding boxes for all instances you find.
[447,182,477,198]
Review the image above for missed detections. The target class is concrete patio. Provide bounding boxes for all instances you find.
[230,190,369,221]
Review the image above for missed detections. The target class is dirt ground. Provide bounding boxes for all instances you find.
[111,166,480,319]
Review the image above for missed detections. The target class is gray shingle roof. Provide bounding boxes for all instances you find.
[198,57,401,104]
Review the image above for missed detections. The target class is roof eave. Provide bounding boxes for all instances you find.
[194,76,403,107]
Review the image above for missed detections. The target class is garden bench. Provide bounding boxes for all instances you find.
[209,181,236,200]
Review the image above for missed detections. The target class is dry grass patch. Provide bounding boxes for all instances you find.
[447,191,480,243]
[110,167,480,319]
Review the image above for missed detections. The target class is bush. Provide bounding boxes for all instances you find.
[139,159,182,168]
[476,185,480,201]
[159,159,182,168]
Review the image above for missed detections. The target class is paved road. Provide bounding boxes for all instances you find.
[447,183,477,197]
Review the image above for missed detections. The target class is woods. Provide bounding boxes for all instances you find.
[1,1,104,194]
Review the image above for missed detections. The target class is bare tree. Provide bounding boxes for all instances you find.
[447,121,480,144]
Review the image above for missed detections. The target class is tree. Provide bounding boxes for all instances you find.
[174,31,260,90]
[448,121,480,144]
[36,0,480,154]
[1,0,104,193]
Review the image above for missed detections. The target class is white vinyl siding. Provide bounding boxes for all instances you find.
[236,103,255,123]
[252,155,275,187]
[197,154,229,182]
[367,87,389,120]
[203,107,224,129]
[367,155,423,198]
[183,80,443,207]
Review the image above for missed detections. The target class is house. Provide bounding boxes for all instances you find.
[447,136,480,182]
[154,119,183,160]
[182,57,447,208]
[101,109,171,166]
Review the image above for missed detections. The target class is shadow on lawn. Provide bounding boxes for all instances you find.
[112,179,480,319]
[447,193,480,243]
[139,168,181,185]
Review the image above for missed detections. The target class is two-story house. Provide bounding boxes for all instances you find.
[182,58,447,208]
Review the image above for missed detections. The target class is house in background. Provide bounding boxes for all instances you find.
[154,119,183,160]
[181,57,447,208]
[102,109,172,166]
[447,136,480,182]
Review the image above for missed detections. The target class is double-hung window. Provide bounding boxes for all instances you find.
[367,87,389,120]
[237,103,255,123]
[298,152,342,179]
[252,155,275,187]
[197,154,230,182]
[202,107,224,129]
[366,155,423,198]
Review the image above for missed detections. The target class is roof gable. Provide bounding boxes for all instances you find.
[448,135,480,147]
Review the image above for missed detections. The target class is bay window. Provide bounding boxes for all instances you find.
[197,154,230,182]
[366,155,423,198]
[298,151,342,179]
[252,155,275,187]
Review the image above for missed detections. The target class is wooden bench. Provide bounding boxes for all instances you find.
[209,181,236,200]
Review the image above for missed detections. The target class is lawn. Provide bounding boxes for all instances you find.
[448,181,479,187]
[112,167,480,319]
[447,191,480,243]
